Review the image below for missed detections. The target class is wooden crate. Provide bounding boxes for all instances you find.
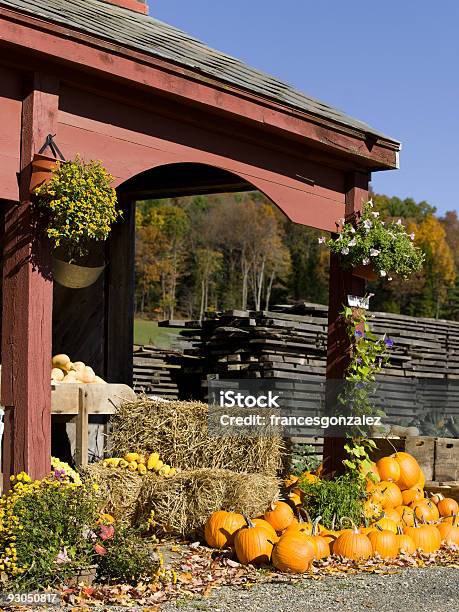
[425,481,459,504]
[435,438,459,481]
[405,437,436,481]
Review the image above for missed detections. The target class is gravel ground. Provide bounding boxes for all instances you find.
[163,566,458,612]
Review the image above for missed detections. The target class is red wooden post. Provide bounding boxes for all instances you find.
[1,73,58,487]
[323,171,369,476]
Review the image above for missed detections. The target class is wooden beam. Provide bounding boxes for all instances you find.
[104,197,135,385]
[323,171,369,476]
[1,73,58,487]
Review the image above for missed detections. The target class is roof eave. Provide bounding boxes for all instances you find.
[0,5,400,170]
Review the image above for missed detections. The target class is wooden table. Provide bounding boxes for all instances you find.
[51,383,135,466]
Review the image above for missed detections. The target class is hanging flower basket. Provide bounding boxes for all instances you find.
[29,153,59,193]
[52,256,105,289]
[320,200,425,281]
[34,155,121,286]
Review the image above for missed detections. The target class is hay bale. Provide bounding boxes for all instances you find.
[84,463,143,522]
[136,468,280,538]
[109,397,284,476]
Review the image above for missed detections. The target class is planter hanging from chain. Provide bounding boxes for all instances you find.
[29,133,65,194]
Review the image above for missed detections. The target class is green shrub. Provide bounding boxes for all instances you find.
[299,473,366,529]
[96,524,161,584]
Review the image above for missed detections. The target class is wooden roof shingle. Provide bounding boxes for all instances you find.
[0,0,400,146]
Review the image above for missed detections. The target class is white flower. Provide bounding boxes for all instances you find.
[368,198,374,207]
[396,219,402,225]
[381,221,385,226]
[409,232,415,241]
[372,211,380,218]
[363,219,372,230]
[362,257,370,265]
[380,270,387,277]
[370,249,380,257]
[318,236,326,244]
[341,247,350,255]
[388,277,393,281]
[348,238,357,247]
[350,226,356,233]
[339,217,345,226]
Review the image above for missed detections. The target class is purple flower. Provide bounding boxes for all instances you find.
[318,236,326,244]
[354,330,364,339]
[385,337,394,348]
[356,357,362,364]
[54,469,66,481]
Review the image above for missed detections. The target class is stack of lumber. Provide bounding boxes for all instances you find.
[159,303,459,442]
[132,347,181,399]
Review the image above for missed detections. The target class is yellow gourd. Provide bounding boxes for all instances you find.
[52,354,72,371]
[77,366,96,383]
[51,368,65,382]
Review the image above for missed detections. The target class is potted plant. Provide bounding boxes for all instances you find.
[319,200,425,281]
[34,155,121,288]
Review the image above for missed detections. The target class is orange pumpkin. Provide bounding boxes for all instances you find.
[264,501,294,533]
[404,522,441,553]
[441,513,459,526]
[373,481,403,509]
[332,528,373,561]
[383,508,401,524]
[437,497,459,518]
[204,510,246,549]
[414,470,425,490]
[368,528,399,559]
[437,521,459,546]
[284,516,312,537]
[376,457,401,483]
[234,517,274,565]
[401,487,424,506]
[410,500,436,523]
[391,452,421,489]
[271,533,315,573]
[396,526,416,555]
[372,516,398,534]
[251,518,279,543]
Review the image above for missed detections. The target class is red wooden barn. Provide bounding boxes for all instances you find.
[0,0,400,484]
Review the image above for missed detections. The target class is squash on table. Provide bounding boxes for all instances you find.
[52,354,72,371]
[51,368,65,382]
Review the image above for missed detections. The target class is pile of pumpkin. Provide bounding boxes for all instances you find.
[51,353,106,384]
[102,452,177,477]
[204,451,459,573]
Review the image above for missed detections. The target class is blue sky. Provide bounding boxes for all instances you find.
[153,1,459,215]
